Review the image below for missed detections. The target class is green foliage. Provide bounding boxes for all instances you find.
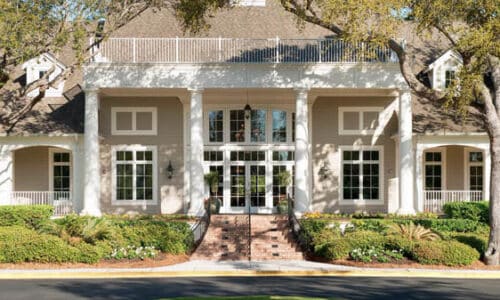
[350,247,404,263]
[387,222,441,241]
[314,239,351,261]
[443,201,489,223]
[0,226,80,263]
[110,245,158,260]
[299,219,334,249]
[0,205,53,229]
[384,236,416,257]
[113,219,194,254]
[344,230,385,250]
[412,240,480,266]
[350,219,390,233]
[413,218,479,233]
[204,171,220,193]
[448,233,489,256]
[57,215,116,245]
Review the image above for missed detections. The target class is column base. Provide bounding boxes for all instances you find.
[80,208,102,217]
[187,206,206,217]
[396,208,416,216]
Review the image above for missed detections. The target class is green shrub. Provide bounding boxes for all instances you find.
[116,220,194,254]
[384,236,416,256]
[57,215,116,244]
[314,238,351,260]
[413,218,478,232]
[450,233,488,256]
[350,219,390,233]
[443,201,489,223]
[0,226,80,263]
[0,205,53,229]
[412,240,480,266]
[299,219,335,249]
[344,230,385,250]
[73,242,103,264]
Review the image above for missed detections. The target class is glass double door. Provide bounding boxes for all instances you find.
[230,164,267,213]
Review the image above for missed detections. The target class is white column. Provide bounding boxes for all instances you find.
[397,90,416,214]
[82,89,101,216]
[71,142,84,213]
[187,88,205,216]
[294,88,310,214]
[415,143,425,212]
[180,95,191,214]
[0,146,14,205]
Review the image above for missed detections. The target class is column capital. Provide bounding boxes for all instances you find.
[83,87,100,94]
[293,86,310,95]
[188,87,205,94]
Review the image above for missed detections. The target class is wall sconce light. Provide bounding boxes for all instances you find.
[244,103,252,120]
[318,162,332,181]
[166,160,174,179]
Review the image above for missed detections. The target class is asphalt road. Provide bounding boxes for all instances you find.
[0,276,498,300]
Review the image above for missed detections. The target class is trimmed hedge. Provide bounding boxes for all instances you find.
[449,233,488,256]
[443,201,489,223]
[0,205,53,229]
[413,218,479,233]
[412,240,480,266]
[0,226,81,263]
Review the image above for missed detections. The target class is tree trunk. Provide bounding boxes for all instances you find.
[485,133,500,265]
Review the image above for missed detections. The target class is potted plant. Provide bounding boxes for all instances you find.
[276,170,291,214]
[204,171,221,214]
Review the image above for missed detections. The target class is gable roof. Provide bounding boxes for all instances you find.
[423,49,463,73]
[21,53,67,71]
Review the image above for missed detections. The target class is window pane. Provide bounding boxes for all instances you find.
[469,152,483,162]
[291,113,296,142]
[208,110,224,142]
[343,112,359,130]
[136,112,153,131]
[251,110,266,142]
[116,112,133,131]
[362,112,379,131]
[230,110,246,142]
[272,110,287,142]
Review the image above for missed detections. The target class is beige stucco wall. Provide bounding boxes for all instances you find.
[14,147,49,191]
[312,97,398,213]
[445,146,464,190]
[99,96,184,215]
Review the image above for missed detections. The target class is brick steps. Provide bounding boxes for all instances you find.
[191,214,304,261]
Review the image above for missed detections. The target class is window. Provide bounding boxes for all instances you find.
[339,107,383,135]
[230,151,265,161]
[39,70,47,79]
[341,147,383,203]
[445,70,456,88]
[50,150,71,199]
[111,107,157,135]
[204,151,223,161]
[208,165,224,205]
[208,110,224,143]
[230,110,246,142]
[424,151,443,191]
[468,151,483,192]
[272,151,294,161]
[272,110,287,142]
[112,146,157,204]
[250,110,266,142]
[272,166,288,207]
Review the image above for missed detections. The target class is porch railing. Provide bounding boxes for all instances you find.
[95,37,398,64]
[423,190,483,213]
[8,191,74,217]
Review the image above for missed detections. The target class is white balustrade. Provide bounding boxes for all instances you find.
[7,191,73,217]
[96,38,397,64]
[423,190,483,213]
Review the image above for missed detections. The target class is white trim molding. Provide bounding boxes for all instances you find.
[111,107,158,136]
[338,107,384,136]
[111,145,158,206]
[339,145,385,206]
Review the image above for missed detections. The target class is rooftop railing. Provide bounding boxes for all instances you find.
[94,37,398,64]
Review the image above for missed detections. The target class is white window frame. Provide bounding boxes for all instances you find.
[338,107,384,135]
[464,148,485,192]
[111,145,158,206]
[204,105,295,145]
[423,148,447,191]
[339,145,384,205]
[48,148,72,194]
[111,107,157,136]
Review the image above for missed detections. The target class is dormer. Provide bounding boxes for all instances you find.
[423,49,463,91]
[22,53,66,98]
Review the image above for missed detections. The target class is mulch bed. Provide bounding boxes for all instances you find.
[0,253,189,270]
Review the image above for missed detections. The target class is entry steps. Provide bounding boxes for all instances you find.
[191,215,304,261]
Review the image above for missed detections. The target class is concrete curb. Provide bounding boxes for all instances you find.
[2,268,500,280]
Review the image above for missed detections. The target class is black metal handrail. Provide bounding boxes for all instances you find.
[191,199,211,249]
